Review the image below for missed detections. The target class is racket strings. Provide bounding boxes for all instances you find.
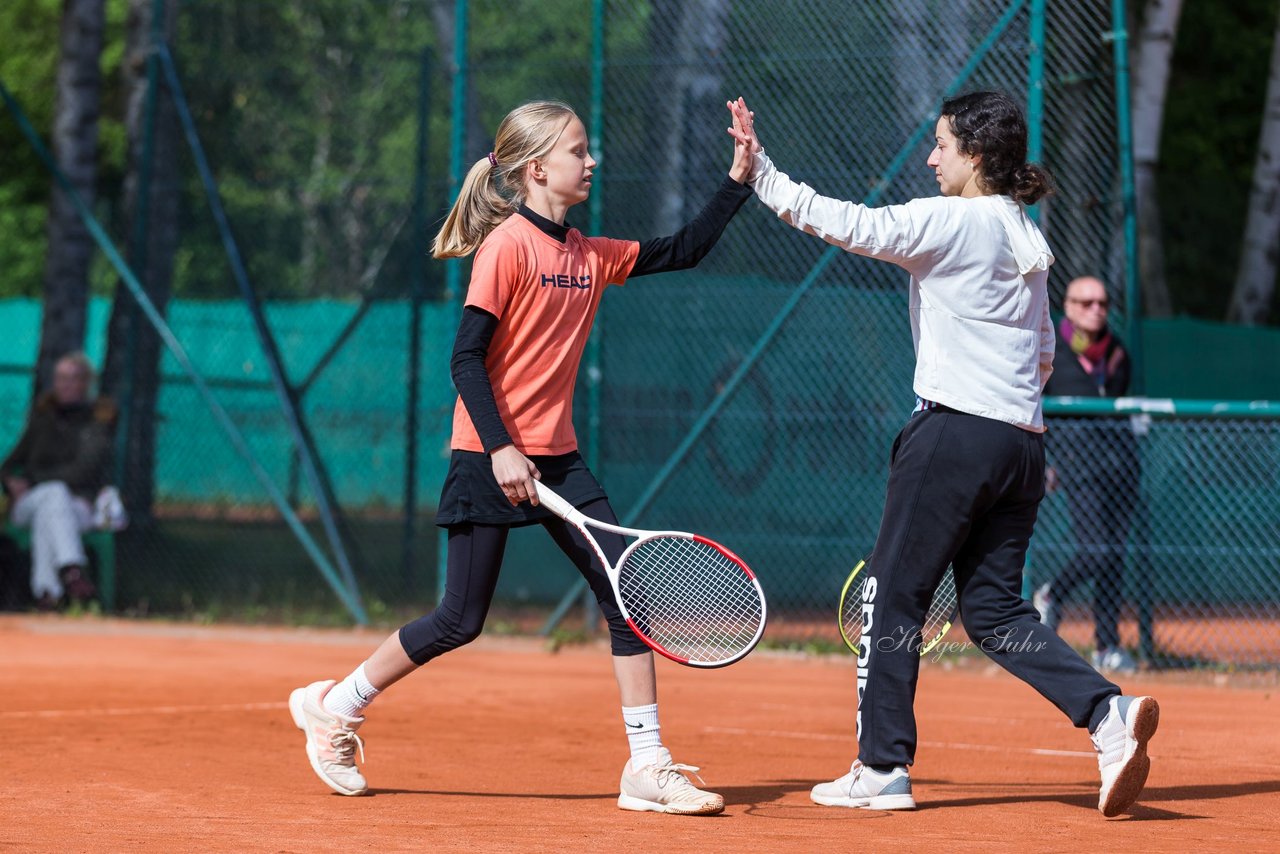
[617,536,764,664]
[840,580,865,644]
[922,569,957,646]
[842,567,958,655]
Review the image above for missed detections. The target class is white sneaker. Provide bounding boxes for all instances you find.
[810,761,915,809]
[1091,695,1159,817]
[289,680,369,796]
[1092,647,1138,674]
[618,747,724,815]
[1033,583,1058,629]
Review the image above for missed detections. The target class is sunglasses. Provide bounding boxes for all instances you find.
[1067,297,1109,309]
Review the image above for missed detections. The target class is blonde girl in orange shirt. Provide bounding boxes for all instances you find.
[289,100,754,815]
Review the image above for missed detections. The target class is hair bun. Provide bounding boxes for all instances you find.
[1013,163,1054,205]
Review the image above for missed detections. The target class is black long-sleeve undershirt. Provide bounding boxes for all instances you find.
[449,306,512,453]
[451,175,752,453]
[631,175,753,276]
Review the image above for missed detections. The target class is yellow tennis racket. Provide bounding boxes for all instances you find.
[838,552,958,657]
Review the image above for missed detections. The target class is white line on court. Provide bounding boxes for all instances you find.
[701,726,1097,759]
[2,701,289,719]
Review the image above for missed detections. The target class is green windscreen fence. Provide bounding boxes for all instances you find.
[4,0,1277,666]
[5,301,1277,513]
[1143,318,1280,401]
[0,297,454,511]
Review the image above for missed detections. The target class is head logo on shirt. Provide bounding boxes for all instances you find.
[540,273,591,290]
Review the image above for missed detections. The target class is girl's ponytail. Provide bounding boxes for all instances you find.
[432,157,514,258]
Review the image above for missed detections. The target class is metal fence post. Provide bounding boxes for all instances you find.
[1110,0,1143,393]
[1027,0,1046,224]
[438,0,470,605]
[577,0,608,633]
[112,0,168,499]
[404,46,433,592]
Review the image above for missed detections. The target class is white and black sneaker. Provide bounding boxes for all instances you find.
[1092,695,1160,817]
[1092,647,1138,674]
[810,761,915,810]
[1033,583,1059,630]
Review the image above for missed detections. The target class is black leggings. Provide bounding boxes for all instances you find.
[399,498,650,664]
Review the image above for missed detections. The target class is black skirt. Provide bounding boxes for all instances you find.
[434,449,608,527]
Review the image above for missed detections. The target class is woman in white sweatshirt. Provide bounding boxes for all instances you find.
[727,92,1158,818]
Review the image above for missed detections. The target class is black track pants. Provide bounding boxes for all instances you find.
[856,407,1120,768]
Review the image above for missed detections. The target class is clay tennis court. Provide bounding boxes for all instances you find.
[6,614,1277,852]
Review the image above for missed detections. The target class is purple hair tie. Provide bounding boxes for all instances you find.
[487,151,497,168]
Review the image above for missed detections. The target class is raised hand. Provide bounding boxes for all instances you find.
[726,97,756,183]
[726,96,762,160]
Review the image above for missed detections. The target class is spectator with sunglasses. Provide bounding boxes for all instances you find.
[1035,276,1141,674]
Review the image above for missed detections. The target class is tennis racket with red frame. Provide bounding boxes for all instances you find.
[534,481,767,668]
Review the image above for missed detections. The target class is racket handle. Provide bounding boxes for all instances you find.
[533,481,582,523]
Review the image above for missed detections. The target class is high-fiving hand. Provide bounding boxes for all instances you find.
[726,96,756,183]
[726,96,763,163]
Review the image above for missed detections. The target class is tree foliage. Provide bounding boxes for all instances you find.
[0,0,127,298]
[0,0,1278,323]
[166,1,434,299]
[1159,0,1280,320]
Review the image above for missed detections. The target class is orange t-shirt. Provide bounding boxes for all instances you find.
[451,213,639,455]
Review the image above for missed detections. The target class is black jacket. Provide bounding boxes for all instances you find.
[1044,329,1130,398]
[1043,329,1137,478]
[1,394,117,500]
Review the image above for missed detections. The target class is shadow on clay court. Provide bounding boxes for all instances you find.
[365,778,1280,819]
[709,781,816,805]
[366,780,818,806]
[1139,779,1280,805]
[919,779,1280,819]
[367,788,615,800]
[917,792,1185,818]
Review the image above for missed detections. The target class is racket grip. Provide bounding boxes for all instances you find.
[533,481,581,522]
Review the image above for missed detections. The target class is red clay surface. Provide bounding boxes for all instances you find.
[4,614,1278,852]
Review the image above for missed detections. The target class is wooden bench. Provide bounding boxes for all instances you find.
[3,524,117,610]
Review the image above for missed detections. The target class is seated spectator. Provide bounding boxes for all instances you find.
[1,352,118,609]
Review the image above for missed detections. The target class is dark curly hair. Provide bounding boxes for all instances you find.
[940,91,1055,205]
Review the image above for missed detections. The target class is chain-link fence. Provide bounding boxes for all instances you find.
[135,4,446,624]
[1031,402,1280,670]
[2,1,455,624]
[579,0,1135,630]
[4,0,1277,669]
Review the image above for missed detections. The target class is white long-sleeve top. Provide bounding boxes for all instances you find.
[749,151,1056,432]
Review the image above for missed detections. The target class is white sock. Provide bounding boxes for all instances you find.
[324,662,381,719]
[622,703,663,766]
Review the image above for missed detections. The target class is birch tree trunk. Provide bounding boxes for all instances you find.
[649,0,731,234]
[35,0,106,395]
[1227,13,1280,325]
[430,0,483,197]
[1130,0,1183,318]
[890,0,931,147]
